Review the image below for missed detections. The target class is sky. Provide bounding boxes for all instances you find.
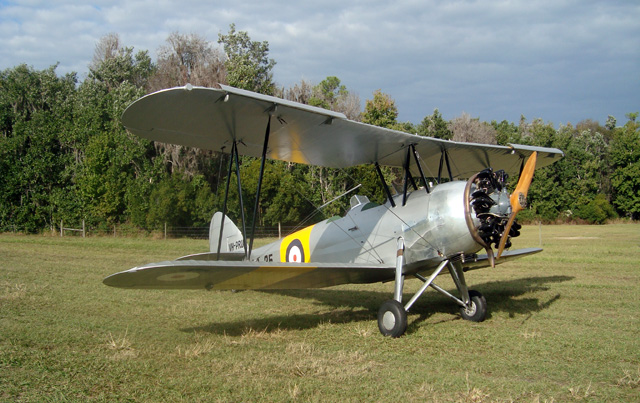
[1,0,638,126]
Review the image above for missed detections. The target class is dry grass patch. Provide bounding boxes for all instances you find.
[0,282,27,300]
[221,325,286,346]
[105,328,138,360]
[568,382,594,400]
[617,367,640,389]
[175,333,218,359]
[521,329,540,339]
[284,342,379,380]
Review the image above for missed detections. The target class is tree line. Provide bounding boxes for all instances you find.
[1,26,638,234]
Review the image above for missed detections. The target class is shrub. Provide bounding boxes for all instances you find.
[574,194,617,224]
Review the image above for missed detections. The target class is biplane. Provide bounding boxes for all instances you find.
[104,84,563,337]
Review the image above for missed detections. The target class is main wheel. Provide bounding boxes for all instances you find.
[460,290,487,322]
[377,300,408,337]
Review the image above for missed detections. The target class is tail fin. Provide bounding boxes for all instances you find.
[209,212,245,254]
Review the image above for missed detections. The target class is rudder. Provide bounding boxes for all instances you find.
[209,212,245,254]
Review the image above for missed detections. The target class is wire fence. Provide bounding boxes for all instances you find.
[167,225,294,239]
[1,221,298,240]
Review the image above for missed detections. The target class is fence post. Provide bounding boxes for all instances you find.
[60,220,63,237]
[164,222,167,240]
[278,222,282,239]
[113,225,116,237]
[82,220,86,238]
[539,220,542,247]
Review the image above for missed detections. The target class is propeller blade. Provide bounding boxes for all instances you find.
[497,151,537,258]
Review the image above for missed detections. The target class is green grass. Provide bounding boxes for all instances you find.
[1,225,639,402]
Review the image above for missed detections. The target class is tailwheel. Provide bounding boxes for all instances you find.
[378,300,408,337]
[460,290,487,322]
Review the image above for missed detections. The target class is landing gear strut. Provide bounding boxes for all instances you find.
[377,238,488,337]
[377,238,408,338]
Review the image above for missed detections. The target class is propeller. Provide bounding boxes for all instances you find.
[496,151,538,258]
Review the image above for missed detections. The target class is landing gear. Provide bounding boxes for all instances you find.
[460,290,487,322]
[377,238,410,338]
[377,239,488,337]
[377,300,407,338]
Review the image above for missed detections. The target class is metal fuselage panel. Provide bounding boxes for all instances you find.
[251,181,482,270]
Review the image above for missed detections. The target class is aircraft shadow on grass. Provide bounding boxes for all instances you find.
[182,275,573,336]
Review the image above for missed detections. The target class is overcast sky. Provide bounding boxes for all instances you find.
[1,0,638,126]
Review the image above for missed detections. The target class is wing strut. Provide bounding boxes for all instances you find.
[401,144,432,206]
[375,162,396,208]
[401,147,419,206]
[437,149,454,183]
[248,115,271,258]
[233,141,249,259]
[410,144,430,194]
[216,142,236,259]
[216,140,249,259]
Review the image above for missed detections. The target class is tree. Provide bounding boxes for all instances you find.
[609,119,640,219]
[564,127,612,221]
[88,34,153,91]
[283,79,313,104]
[0,64,77,232]
[520,117,557,148]
[308,76,362,121]
[146,174,215,228]
[242,160,315,227]
[449,112,497,144]
[309,76,345,109]
[523,120,617,222]
[361,90,398,128]
[149,32,225,91]
[417,109,452,139]
[75,37,157,226]
[492,119,522,145]
[90,33,121,71]
[218,24,276,95]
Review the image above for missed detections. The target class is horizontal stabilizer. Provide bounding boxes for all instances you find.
[175,252,246,261]
[103,260,395,290]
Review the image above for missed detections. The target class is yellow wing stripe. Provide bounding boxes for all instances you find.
[214,266,317,289]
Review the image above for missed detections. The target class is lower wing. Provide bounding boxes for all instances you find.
[103,248,540,291]
[103,260,395,290]
[461,248,542,271]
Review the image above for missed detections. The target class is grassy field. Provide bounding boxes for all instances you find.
[1,224,639,402]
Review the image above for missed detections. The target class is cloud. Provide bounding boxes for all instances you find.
[1,0,638,124]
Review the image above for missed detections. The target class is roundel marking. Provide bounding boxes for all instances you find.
[286,239,304,263]
[279,224,315,263]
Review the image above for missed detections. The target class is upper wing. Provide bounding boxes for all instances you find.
[103,260,395,290]
[122,85,563,178]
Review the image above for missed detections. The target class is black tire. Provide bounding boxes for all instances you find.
[377,300,408,337]
[460,290,487,322]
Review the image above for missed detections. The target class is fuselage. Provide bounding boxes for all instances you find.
[251,181,483,273]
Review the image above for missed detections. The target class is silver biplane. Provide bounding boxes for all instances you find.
[104,84,563,337]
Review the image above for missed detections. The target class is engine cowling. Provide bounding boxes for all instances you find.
[464,168,522,265]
